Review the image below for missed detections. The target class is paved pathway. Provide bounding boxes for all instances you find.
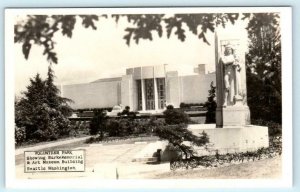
[16,139,170,179]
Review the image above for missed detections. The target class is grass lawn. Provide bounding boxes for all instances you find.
[153,156,282,179]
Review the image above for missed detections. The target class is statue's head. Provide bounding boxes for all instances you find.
[224,44,234,56]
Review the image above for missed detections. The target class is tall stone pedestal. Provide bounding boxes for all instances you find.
[223,106,250,126]
[216,106,251,127]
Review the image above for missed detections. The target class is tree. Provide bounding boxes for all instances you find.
[15,67,73,142]
[204,81,217,123]
[15,73,53,140]
[46,65,73,116]
[243,13,281,123]
[14,13,240,64]
[45,65,73,136]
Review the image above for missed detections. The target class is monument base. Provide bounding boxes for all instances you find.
[188,124,269,155]
[216,105,251,127]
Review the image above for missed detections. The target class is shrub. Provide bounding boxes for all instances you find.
[89,110,107,137]
[68,121,84,137]
[85,136,103,144]
[15,125,26,145]
[163,105,190,125]
[155,124,209,157]
[105,117,160,137]
[106,119,128,137]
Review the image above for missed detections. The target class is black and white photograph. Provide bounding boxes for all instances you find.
[5,7,292,188]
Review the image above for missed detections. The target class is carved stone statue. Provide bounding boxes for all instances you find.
[215,37,251,127]
[220,45,242,106]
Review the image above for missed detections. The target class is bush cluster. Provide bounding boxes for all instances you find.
[170,135,282,171]
[163,105,190,125]
[87,105,210,158]
[105,117,163,137]
[68,120,90,136]
[88,105,192,138]
[170,145,282,171]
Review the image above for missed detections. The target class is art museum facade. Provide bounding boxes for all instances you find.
[60,64,215,112]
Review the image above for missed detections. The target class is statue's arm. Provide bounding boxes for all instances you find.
[233,55,242,71]
[221,55,235,65]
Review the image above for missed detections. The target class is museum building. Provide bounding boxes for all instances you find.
[60,64,215,112]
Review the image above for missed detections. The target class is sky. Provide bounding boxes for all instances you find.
[14,14,248,95]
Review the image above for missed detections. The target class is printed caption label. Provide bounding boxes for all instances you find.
[24,150,85,172]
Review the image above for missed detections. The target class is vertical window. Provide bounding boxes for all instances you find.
[156,78,166,109]
[145,79,155,110]
[137,80,142,110]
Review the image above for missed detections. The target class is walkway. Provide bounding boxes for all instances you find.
[15,138,170,179]
[15,136,91,155]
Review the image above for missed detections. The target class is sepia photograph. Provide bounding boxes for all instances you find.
[5,7,292,188]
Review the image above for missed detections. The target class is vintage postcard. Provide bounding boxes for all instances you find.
[5,7,292,188]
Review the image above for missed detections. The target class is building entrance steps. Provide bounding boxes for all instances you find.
[132,141,169,162]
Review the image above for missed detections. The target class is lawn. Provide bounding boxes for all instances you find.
[152,156,282,179]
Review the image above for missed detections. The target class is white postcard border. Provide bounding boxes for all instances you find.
[5,7,292,189]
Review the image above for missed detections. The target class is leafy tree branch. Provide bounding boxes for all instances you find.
[14,13,240,64]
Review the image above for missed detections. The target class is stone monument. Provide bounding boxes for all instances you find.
[143,31,270,158]
[187,31,269,154]
[215,37,250,127]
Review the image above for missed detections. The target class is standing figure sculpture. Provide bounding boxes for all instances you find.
[220,45,242,106]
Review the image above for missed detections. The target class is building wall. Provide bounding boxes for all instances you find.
[179,73,216,104]
[166,72,216,108]
[127,65,166,79]
[166,76,181,108]
[121,75,134,110]
[61,66,216,110]
[62,80,121,109]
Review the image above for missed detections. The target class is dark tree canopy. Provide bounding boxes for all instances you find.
[244,13,281,123]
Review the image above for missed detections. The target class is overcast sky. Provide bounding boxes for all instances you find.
[14,15,248,95]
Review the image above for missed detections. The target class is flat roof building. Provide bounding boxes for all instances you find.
[61,64,215,112]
